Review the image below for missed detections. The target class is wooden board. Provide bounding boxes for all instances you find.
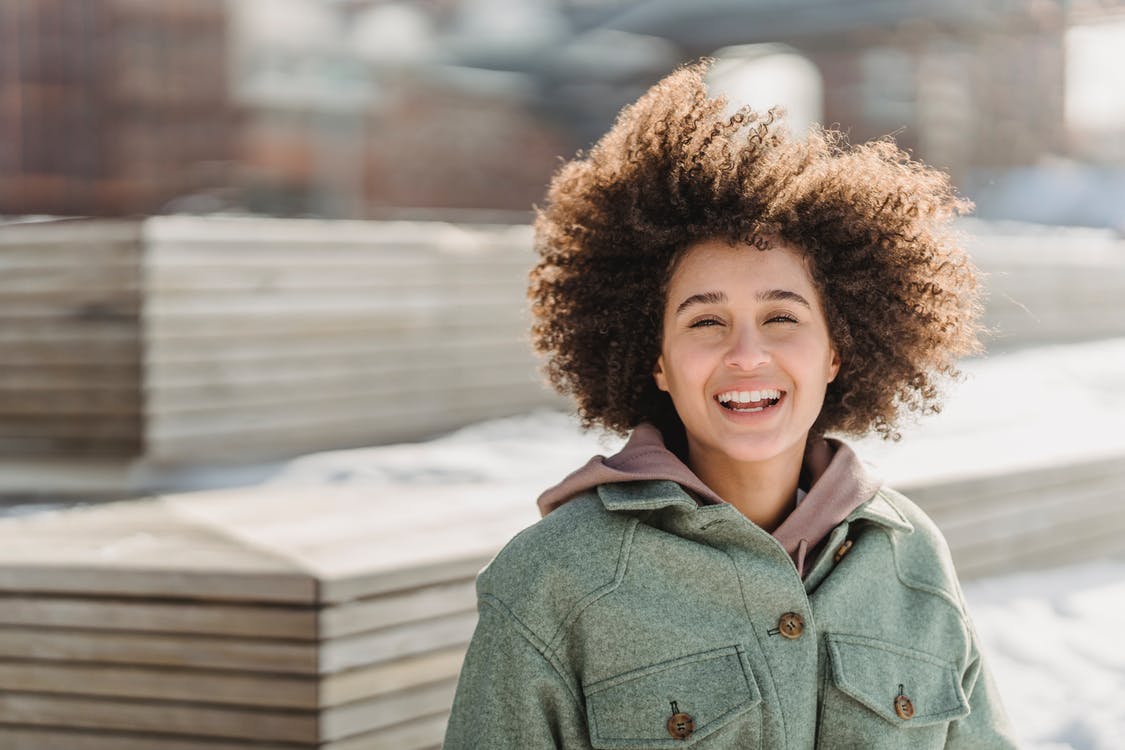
[0,264,138,292]
[0,627,318,674]
[147,327,527,361]
[144,304,532,338]
[144,292,519,318]
[148,344,531,387]
[0,692,317,743]
[0,681,458,744]
[0,609,475,678]
[148,381,546,433]
[0,661,319,709]
[319,647,466,707]
[0,727,308,750]
[0,499,314,602]
[0,596,316,638]
[320,612,476,673]
[0,415,141,439]
[902,453,1125,514]
[320,580,476,639]
[320,680,458,743]
[324,712,448,750]
[159,483,537,604]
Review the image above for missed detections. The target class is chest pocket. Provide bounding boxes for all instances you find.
[583,645,762,749]
[819,633,970,749]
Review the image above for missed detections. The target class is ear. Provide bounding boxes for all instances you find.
[827,347,841,383]
[653,354,669,392]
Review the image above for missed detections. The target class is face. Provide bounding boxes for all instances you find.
[654,238,840,470]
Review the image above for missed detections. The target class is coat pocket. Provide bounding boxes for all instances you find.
[819,633,970,749]
[583,645,762,749]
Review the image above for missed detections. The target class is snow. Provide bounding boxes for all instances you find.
[850,336,1125,487]
[965,561,1125,750]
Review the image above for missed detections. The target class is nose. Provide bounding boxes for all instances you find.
[723,325,770,370]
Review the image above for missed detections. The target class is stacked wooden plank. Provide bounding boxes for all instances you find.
[143,216,559,465]
[0,481,541,748]
[0,220,144,458]
[902,451,1125,580]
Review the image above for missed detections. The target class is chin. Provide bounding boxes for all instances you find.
[700,431,802,465]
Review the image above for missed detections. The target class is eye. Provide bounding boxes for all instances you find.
[688,317,723,329]
[767,313,799,324]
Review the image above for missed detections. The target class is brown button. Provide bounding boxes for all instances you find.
[667,712,694,740]
[777,611,805,639]
[834,539,853,563]
[894,694,915,720]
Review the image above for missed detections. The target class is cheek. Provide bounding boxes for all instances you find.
[662,341,718,393]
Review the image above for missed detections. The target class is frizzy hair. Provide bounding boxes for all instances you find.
[529,61,982,442]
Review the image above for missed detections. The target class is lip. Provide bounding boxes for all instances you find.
[714,390,786,420]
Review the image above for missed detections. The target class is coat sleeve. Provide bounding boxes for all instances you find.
[443,595,591,749]
[944,625,1021,749]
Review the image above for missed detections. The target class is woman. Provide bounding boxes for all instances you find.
[443,62,1018,749]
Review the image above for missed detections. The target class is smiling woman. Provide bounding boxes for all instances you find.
[444,61,1019,749]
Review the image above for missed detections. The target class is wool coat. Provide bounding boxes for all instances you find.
[443,475,1018,748]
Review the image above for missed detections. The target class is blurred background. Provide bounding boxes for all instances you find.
[2,2,1125,749]
[2,0,1124,226]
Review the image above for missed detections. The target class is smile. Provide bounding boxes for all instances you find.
[716,389,784,413]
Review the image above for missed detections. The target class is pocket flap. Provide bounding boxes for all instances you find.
[584,645,761,748]
[826,633,970,727]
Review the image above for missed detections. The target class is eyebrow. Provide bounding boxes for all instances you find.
[674,291,726,316]
[674,288,812,316]
[758,289,812,308]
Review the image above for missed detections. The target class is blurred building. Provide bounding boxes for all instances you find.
[548,0,1076,182]
[0,0,234,216]
[1,0,1123,224]
[228,0,567,217]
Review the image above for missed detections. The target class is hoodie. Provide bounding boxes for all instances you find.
[537,423,882,577]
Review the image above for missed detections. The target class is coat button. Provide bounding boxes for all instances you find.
[894,693,915,720]
[667,712,695,740]
[834,539,853,562]
[777,611,805,639]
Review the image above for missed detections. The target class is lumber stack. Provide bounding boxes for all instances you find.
[0,482,540,749]
[0,220,144,458]
[143,216,557,465]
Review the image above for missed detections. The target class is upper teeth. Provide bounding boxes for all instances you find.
[718,389,781,403]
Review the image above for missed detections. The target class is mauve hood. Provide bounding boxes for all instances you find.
[537,423,883,577]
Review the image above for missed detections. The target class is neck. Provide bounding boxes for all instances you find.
[686,437,808,532]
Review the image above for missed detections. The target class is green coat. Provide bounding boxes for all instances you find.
[443,480,1019,749]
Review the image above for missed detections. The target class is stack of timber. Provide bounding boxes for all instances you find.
[0,481,541,749]
[144,216,558,465]
[0,221,144,458]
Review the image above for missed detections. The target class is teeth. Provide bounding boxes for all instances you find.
[718,389,782,404]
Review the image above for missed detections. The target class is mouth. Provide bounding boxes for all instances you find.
[716,388,784,414]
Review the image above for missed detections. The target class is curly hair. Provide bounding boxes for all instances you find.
[529,61,982,442]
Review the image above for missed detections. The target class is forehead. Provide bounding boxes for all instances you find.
[666,238,817,297]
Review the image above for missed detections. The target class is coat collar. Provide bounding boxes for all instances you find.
[596,479,698,512]
[596,480,914,534]
[845,490,914,534]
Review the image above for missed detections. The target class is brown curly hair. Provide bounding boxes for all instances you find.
[529,61,982,442]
